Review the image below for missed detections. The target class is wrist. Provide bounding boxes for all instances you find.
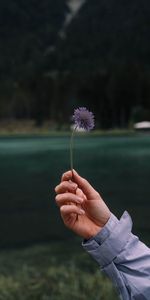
[90,213,119,245]
[83,224,102,240]
[84,213,111,240]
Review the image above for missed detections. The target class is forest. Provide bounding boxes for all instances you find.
[0,0,150,129]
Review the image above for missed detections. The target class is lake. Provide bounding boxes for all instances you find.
[0,134,150,247]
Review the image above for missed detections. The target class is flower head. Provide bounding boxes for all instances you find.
[72,107,95,131]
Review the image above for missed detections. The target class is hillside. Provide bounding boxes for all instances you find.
[1,0,150,78]
[0,0,150,127]
[58,0,150,72]
[0,0,68,80]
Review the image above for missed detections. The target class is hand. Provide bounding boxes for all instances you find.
[55,170,111,240]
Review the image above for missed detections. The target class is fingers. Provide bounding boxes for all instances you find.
[55,181,78,194]
[61,170,73,182]
[76,188,87,200]
[55,181,86,200]
[61,169,98,199]
[55,192,84,207]
[60,205,85,218]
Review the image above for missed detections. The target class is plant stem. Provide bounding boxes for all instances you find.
[70,126,77,176]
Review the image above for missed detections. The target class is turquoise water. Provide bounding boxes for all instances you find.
[0,135,150,246]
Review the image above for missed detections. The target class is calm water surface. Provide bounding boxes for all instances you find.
[0,135,150,246]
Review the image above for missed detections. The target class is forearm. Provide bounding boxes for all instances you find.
[82,211,150,300]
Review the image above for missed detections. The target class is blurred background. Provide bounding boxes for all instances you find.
[0,1,150,299]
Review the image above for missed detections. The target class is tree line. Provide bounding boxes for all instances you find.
[0,0,150,129]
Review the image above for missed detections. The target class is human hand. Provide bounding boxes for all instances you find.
[55,170,111,240]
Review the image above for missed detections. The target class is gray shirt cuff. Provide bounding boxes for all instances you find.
[82,212,119,246]
[93,213,119,245]
[82,211,132,267]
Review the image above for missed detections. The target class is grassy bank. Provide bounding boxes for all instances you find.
[0,241,118,300]
[0,120,135,136]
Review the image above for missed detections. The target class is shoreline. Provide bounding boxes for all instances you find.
[0,121,135,137]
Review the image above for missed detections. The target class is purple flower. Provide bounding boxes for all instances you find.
[72,107,95,131]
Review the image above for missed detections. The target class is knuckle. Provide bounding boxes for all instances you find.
[55,194,60,202]
[63,171,71,179]
[55,185,58,193]
[60,206,65,213]
[63,181,68,189]
[71,183,78,190]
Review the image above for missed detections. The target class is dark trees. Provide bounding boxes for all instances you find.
[0,0,150,128]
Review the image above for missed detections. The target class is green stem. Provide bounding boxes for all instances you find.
[70,126,77,176]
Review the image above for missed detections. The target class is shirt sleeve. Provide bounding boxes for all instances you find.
[82,211,150,300]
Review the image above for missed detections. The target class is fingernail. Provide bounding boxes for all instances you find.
[72,184,78,190]
[79,209,85,215]
[78,197,84,203]
[73,169,78,174]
